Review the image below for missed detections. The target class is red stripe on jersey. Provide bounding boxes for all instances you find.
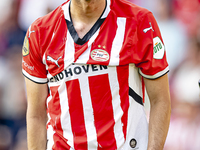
[74,42,89,62]
[116,65,129,139]
[87,13,117,66]
[49,86,66,148]
[66,79,88,150]
[53,133,71,150]
[88,74,117,150]
[45,15,67,76]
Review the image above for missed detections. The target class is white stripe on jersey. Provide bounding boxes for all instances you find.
[108,67,125,148]
[47,125,55,150]
[64,30,75,69]
[88,28,100,47]
[109,17,126,66]
[128,64,143,98]
[59,84,74,148]
[42,53,49,70]
[124,96,148,150]
[79,77,98,150]
[121,64,148,150]
[76,29,100,64]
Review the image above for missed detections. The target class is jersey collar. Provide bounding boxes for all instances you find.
[62,0,111,45]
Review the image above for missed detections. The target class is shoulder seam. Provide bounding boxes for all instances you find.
[137,11,152,26]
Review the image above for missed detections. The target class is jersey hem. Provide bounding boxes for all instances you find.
[139,66,169,80]
[22,69,48,84]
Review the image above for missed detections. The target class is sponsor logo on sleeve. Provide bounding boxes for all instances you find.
[22,36,29,56]
[22,60,34,70]
[153,37,165,59]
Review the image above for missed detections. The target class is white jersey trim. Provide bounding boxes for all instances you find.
[22,69,48,83]
[139,66,169,79]
[62,2,70,21]
[101,0,111,19]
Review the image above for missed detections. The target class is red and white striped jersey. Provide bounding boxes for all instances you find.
[22,0,169,149]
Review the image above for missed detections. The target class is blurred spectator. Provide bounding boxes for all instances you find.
[126,0,143,6]
[0,125,12,150]
[13,127,27,150]
[164,101,200,150]
[18,0,66,31]
[165,38,200,150]
[194,10,200,45]
[171,38,200,105]
[0,0,12,55]
[173,0,200,36]
[0,45,27,149]
[0,0,12,26]
[0,0,27,149]
[0,0,26,56]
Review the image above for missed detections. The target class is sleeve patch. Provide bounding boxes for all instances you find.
[22,36,29,56]
[153,36,165,59]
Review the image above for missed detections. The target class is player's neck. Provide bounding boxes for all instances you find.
[71,0,105,23]
[70,0,106,38]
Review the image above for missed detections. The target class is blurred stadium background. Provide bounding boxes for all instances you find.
[0,0,199,149]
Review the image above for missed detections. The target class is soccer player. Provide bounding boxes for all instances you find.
[22,0,171,149]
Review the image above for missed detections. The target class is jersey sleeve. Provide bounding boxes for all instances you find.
[22,23,48,84]
[135,12,169,79]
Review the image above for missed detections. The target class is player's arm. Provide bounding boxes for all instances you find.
[144,74,171,150]
[25,78,48,150]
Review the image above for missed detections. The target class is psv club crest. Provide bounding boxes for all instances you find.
[91,49,109,62]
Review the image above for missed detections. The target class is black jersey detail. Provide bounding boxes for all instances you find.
[129,87,143,106]
[66,19,105,45]
[65,0,107,45]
